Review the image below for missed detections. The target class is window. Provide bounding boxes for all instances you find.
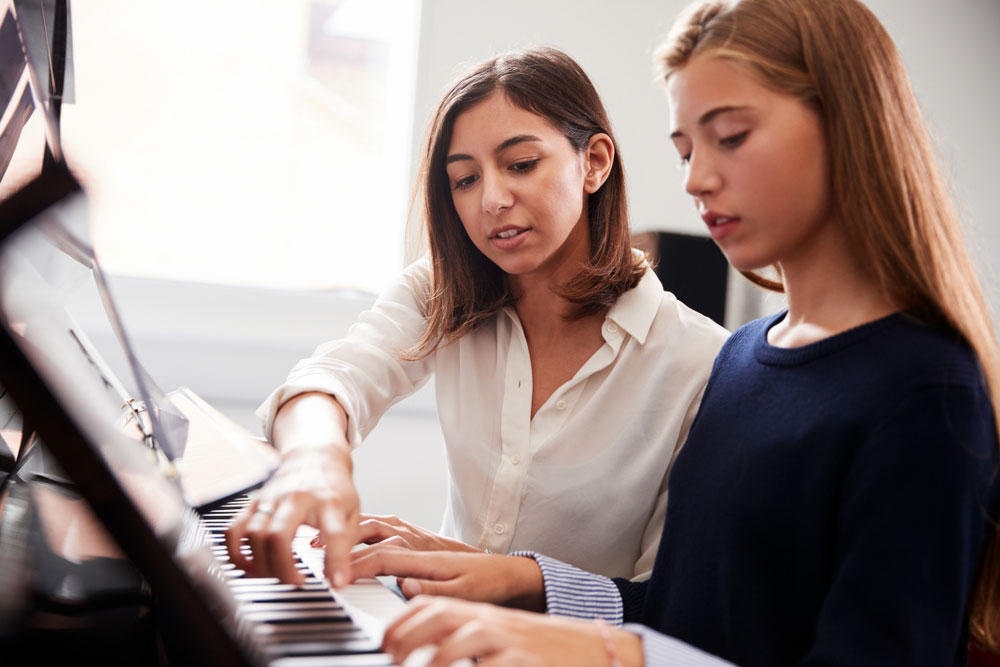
[2,0,422,293]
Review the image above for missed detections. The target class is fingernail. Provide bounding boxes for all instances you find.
[402,578,421,597]
[333,571,346,588]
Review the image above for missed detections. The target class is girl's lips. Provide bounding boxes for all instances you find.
[700,211,740,242]
[706,217,740,242]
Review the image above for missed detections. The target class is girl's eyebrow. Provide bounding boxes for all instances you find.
[446,135,542,164]
[670,105,751,139]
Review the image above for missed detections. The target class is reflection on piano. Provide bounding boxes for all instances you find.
[0,164,407,665]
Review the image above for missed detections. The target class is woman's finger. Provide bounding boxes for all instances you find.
[360,513,405,527]
[260,501,307,585]
[320,504,358,588]
[356,518,398,545]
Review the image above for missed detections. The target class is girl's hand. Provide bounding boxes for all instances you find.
[382,596,644,667]
[348,547,546,610]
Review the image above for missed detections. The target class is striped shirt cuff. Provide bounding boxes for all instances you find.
[624,624,736,666]
[510,551,622,624]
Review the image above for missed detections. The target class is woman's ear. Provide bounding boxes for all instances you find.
[583,133,615,194]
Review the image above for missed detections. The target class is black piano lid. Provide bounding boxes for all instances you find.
[0,164,262,666]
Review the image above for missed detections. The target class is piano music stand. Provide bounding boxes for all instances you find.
[0,165,258,666]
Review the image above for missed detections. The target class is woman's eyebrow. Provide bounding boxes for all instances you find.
[446,135,542,165]
[670,105,751,139]
[495,134,542,153]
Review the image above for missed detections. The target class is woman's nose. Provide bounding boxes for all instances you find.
[481,174,513,215]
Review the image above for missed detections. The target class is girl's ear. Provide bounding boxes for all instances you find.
[583,133,615,194]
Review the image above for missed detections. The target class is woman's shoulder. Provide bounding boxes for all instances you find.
[371,254,433,309]
[641,271,729,341]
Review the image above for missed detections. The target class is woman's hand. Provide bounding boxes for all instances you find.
[224,448,359,586]
[311,513,482,553]
[224,392,359,587]
[382,596,644,667]
[349,547,546,610]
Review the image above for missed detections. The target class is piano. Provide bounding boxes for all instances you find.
[0,164,407,666]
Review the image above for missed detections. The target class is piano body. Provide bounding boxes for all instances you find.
[0,166,406,666]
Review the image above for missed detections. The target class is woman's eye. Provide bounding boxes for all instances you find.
[509,159,539,173]
[720,131,749,148]
[679,154,691,166]
[453,175,478,191]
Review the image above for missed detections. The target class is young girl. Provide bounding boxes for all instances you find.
[224,48,727,588]
[351,1,1000,664]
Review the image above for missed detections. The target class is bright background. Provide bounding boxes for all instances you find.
[2,0,998,530]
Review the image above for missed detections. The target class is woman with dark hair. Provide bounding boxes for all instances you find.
[348,1,1000,664]
[224,47,727,589]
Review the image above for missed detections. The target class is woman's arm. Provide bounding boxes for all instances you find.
[226,259,438,585]
[225,391,359,586]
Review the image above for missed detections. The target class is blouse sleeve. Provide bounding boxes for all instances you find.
[255,257,437,448]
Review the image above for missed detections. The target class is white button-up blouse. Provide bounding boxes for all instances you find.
[257,256,728,580]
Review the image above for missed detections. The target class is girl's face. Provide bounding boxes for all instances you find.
[667,55,833,273]
[445,91,607,284]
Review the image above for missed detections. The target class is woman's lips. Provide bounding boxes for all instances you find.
[489,226,531,249]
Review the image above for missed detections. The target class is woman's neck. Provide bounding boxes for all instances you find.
[512,280,578,342]
[768,228,898,348]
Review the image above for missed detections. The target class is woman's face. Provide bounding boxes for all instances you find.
[667,55,833,273]
[445,91,601,284]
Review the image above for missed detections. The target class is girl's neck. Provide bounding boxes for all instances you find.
[768,228,898,348]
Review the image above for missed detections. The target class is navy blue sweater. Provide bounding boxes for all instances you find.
[615,312,998,666]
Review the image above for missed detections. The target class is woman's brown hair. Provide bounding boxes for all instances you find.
[410,47,644,356]
[657,0,1000,649]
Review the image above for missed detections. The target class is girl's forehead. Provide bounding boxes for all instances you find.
[666,56,773,128]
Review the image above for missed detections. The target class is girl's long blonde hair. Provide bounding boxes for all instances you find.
[657,0,1000,650]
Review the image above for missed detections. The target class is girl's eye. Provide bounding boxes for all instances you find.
[720,131,749,148]
[453,175,478,191]
[509,159,539,173]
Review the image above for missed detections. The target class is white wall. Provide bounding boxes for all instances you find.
[410,0,1000,323]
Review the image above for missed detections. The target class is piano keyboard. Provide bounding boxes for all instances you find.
[200,495,405,667]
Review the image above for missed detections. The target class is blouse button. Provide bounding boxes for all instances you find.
[511,455,521,465]
[555,399,567,410]
[494,524,505,535]
[606,323,619,334]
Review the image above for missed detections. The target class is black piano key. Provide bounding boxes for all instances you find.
[262,639,380,657]
[234,590,337,603]
[270,654,395,666]
[239,608,352,624]
[239,601,344,613]
[198,494,393,664]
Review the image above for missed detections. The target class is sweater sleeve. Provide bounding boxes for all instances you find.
[801,382,998,665]
[613,577,649,623]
